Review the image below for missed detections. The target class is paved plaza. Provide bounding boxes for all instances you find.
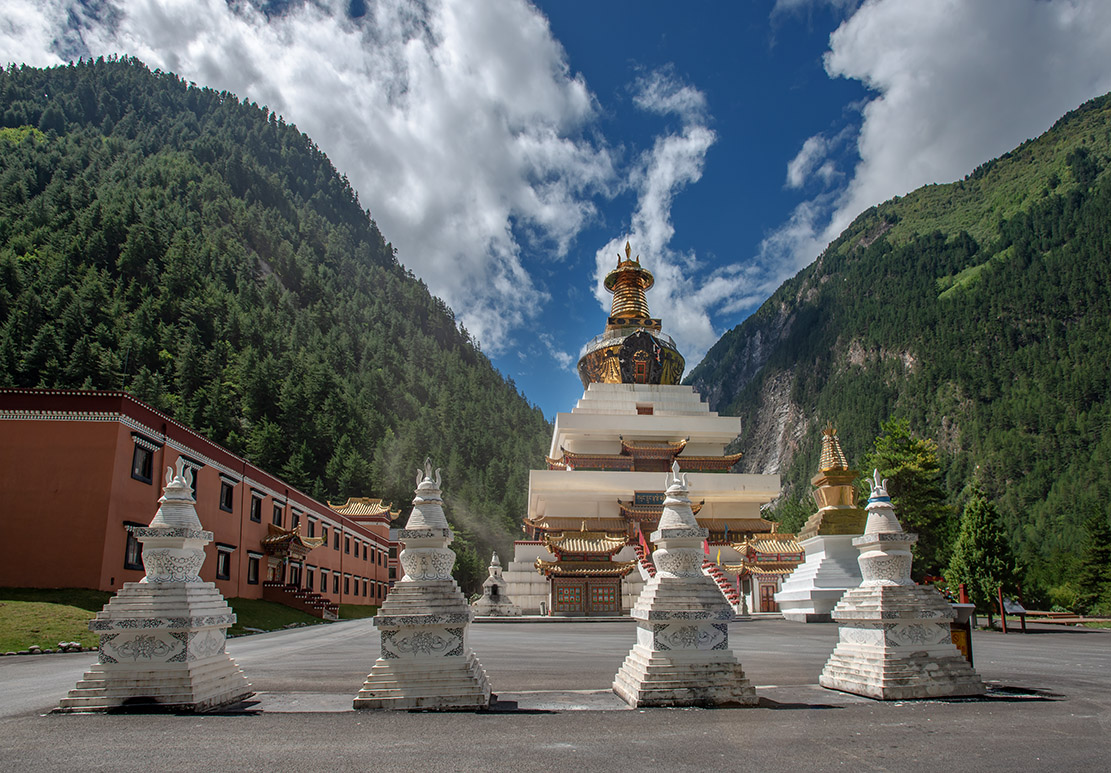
[1,618,1108,771]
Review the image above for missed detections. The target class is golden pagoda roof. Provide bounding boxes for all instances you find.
[603,241,654,319]
[535,558,637,577]
[528,516,629,532]
[543,529,629,556]
[328,497,400,519]
[819,423,851,472]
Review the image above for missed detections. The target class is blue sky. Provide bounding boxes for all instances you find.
[6,1,1111,419]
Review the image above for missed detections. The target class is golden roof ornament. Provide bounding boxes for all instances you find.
[819,422,850,472]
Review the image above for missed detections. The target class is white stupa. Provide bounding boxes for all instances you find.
[472,552,522,617]
[353,459,491,710]
[612,462,758,707]
[58,459,251,712]
[819,470,983,699]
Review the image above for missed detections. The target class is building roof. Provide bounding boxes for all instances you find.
[720,562,799,577]
[699,517,776,535]
[528,516,629,532]
[261,523,326,556]
[535,558,637,577]
[543,529,628,556]
[328,497,400,520]
[733,535,804,557]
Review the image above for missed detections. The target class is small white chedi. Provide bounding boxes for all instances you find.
[819,470,983,699]
[471,551,522,617]
[612,461,757,707]
[58,459,251,712]
[354,459,491,710]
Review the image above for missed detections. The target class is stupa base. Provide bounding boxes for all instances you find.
[819,646,983,700]
[353,651,491,711]
[613,647,757,707]
[56,655,252,713]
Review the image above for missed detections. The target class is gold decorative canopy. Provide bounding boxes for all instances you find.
[576,242,685,388]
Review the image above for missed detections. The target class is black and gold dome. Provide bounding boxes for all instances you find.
[577,242,685,388]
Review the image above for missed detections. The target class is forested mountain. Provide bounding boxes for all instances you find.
[687,93,1111,604]
[0,58,550,588]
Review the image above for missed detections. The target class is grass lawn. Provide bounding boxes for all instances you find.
[0,588,112,652]
[225,598,330,637]
[0,589,342,649]
[338,604,378,620]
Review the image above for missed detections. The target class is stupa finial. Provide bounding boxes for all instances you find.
[666,459,688,491]
[865,469,889,501]
[416,457,442,489]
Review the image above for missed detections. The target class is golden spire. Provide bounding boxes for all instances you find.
[819,422,850,472]
[604,241,654,320]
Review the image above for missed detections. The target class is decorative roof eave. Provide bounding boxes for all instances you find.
[619,436,688,458]
[698,517,775,535]
[262,523,325,556]
[676,453,744,472]
[543,530,629,556]
[328,496,400,520]
[535,558,637,577]
[556,449,635,471]
[527,516,629,533]
[719,562,799,577]
[618,500,704,520]
[731,536,804,557]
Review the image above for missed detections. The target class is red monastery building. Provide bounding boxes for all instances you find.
[0,389,397,613]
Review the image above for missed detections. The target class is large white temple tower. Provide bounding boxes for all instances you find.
[504,244,783,615]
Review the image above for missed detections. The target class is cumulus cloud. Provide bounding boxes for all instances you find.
[1,0,616,353]
[763,0,1111,282]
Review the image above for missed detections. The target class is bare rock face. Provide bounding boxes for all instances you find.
[612,463,757,708]
[354,459,490,711]
[819,471,982,700]
[57,460,252,713]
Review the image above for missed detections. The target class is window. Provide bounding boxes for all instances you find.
[216,544,235,580]
[333,531,340,550]
[249,495,262,522]
[131,445,154,483]
[379,551,385,567]
[389,546,397,559]
[273,503,283,527]
[362,578,368,597]
[332,573,340,594]
[320,570,329,593]
[219,480,234,512]
[388,567,396,580]
[123,522,145,571]
[307,518,316,538]
[321,525,329,544]
[344,535,351,554]
[363,544,368,561]
[292,511,300,530]
[306,567,315,591]
[343,575,350,595]
[636,404,654,416]
[247,553,261,585]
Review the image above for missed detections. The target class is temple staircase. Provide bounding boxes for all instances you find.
[262,582,339,621]
[702,559,742,613]
[632,542,657,580]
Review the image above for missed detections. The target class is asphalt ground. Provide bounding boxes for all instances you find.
[1,618,1108,771]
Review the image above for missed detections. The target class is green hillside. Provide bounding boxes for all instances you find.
[688,92,1111,605]
[0,58,550,591]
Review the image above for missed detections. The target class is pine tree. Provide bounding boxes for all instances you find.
[862,418,954,579]
[1075,511,1111,615]
[948,488,1017,624]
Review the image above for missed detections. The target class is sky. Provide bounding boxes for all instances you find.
[5,0,1111,419]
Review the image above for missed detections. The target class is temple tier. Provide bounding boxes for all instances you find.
[353,460,490,710]
[818,471,983,700]
[775,424,867,622]
[57,459,251,712]
[612,462,758,707]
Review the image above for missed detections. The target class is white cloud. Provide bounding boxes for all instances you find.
[786,135,829,189]
[591,72,726,372]
[762,0,1111,287]
[1,0,616,353]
